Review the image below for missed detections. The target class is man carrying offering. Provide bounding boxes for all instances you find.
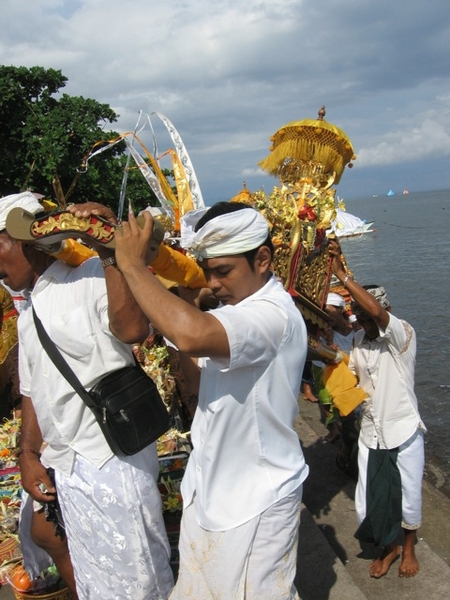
[329,239,426,579]
[0,193,173,599]
[114,201,309,599]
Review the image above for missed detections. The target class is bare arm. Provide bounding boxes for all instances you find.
[114,212,230,357]
[68,203,150,344]
[98,249,151,343]
[19,396,56,502]
[328,239,390,330]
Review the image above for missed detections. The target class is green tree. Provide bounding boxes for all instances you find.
[0,65,161,213]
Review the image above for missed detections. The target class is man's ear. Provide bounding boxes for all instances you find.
[255,246,272,272]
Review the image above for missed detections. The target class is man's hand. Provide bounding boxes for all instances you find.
[115,211,156,273]
[66,202,119,258]
[67,202,118,224]
[19,454,56,503]
[327,239,347,280]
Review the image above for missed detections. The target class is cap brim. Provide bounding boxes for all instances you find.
[5,207,37,242]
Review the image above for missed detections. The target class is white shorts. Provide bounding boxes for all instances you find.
[356,429,425,530]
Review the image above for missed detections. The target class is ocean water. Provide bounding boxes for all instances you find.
[338,188,450,495]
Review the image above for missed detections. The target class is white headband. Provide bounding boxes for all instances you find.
[181,208,269,260]
[326,292,346,308]
[0,192,43,231]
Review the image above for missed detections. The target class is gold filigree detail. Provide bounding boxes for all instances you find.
[155,214,174,232]
[31,212,115,242]
[239,175,337,297]
[292,243,330,308]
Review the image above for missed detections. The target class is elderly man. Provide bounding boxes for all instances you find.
[114,201,309,599]
[329,239,426,579]
[0,192,173,599]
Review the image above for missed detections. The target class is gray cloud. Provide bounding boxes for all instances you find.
[1,0,450,201]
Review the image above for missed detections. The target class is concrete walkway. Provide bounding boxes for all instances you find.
[2,399,450,599]
[295,397,450,600]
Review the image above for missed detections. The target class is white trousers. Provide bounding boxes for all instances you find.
[56,448,174,599]
[355,429,425,530]
[170,487,303,600]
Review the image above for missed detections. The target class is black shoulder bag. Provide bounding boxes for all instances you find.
[32,306,171,456]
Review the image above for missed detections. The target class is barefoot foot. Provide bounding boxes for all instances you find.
[399,540,419,577]
[369,545,400,578]
[399,528,419,577]
[302,392,318,403]
[301,383,318,403]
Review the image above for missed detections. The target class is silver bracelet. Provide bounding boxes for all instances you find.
[343,274,353,288]
[100,256,117,269]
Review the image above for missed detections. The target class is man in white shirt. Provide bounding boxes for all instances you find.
[115,201,309,599]
[329,239,426,579]
[0,193,174,599]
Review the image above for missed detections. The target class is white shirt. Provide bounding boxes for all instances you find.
[18,258,136,475]
[181,275,309,531]
[332,329,355,355]
[349,313,426,449]
[1,282,29,314]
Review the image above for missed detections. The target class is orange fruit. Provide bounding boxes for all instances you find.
[9,565,32,592]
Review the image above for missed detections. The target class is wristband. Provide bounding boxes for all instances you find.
[343,275,353,288]
[100,256,117,269]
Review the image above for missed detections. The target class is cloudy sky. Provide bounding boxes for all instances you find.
[2,0,450,204]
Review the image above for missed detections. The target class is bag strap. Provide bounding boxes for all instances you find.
[32,305,96,410]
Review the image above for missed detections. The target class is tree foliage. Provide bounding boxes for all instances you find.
[0,65,161,213]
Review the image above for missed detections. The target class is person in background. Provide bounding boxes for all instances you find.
[300,362,318,403]
[0,193,173,599]
[325,292,354,354]
[311,292,350,443]
[114,201,309,599]
[324,292,360,477]
[329,239,426,579]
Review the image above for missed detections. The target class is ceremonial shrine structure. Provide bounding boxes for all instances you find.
[230,106,357,360]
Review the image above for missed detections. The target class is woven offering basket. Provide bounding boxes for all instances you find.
[12,587,73,600]
[0,537,21,564]
[0,537,22,585]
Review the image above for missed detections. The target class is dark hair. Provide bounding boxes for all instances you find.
[195,201,274,269]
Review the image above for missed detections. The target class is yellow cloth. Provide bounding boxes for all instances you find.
[52,239,97,266]
[150,245,207,289]
[322,352,367,416]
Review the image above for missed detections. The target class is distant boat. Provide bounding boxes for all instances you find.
[386,189,396,196]
[402,189,410,195]
[328,208,374,238]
